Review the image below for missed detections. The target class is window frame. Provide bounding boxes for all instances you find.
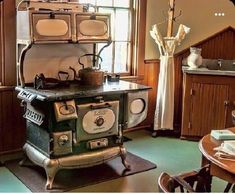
[94,0,134,75]
[87,0,146,77]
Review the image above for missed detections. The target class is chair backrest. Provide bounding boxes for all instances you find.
[158,172,176,192]
[158,165,211,193]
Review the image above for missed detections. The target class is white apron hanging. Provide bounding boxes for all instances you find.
[150,24,190,130]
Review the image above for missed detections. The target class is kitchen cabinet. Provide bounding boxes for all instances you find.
[181,73,235,140]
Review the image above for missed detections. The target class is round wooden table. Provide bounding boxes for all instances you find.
[199,127,235,188]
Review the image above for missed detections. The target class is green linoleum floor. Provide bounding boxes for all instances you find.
[0,130,228,192]
[0,167,31,193]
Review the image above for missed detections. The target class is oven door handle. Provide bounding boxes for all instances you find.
[90,103,111,110]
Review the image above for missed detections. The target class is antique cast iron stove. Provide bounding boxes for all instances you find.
[16,0,151,190]
[16,81,150,189]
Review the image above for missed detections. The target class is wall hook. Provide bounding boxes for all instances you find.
[173,10,182,21]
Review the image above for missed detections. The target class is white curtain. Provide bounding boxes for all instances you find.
[150,24,190,130]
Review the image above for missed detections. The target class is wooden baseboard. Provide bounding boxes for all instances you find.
[180,136,201,141]
[0,149,24,163]
[124,125,152,133]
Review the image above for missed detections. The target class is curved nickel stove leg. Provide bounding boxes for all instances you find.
[120,146,131,170]
[43,159,59,190]
[19,155,34,167]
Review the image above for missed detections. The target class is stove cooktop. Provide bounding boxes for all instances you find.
[16,80,151,101]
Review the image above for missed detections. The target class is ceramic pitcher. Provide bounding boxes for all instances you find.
[187,47,203,68]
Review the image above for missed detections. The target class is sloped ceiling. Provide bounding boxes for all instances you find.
[146,0,235,59]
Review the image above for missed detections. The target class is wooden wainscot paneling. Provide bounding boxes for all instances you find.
[1,0,16,86]
[0,0,23,155]
[142,59,160,126]
[0,0,4,86]
[175,26,235,131]
[0,87,25,154]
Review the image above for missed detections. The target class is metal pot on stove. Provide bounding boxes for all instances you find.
[70,53,104,86]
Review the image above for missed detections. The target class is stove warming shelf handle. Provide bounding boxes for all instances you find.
[19,43,33,87]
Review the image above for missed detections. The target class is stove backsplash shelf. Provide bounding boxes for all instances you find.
[17,0,111,87]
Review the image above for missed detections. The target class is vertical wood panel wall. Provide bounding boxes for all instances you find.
[0,88,25,154]
[0,0,24,154]
[2,0,16,86]
[0,1,4,86]
[144,26,235,130]
[142,59,160,126]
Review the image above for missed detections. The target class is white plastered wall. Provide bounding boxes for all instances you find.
[145,0,235,59]
[23,44,92,83]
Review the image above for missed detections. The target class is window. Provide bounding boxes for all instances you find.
[79,0,140,75]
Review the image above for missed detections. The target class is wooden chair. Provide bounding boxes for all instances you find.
[158,165,211,192]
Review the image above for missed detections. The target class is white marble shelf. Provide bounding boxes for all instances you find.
[182,66,235,77]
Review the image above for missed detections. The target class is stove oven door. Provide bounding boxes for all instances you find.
[31,12,72,42]
[76,13,111,43]
[76,101,119,142]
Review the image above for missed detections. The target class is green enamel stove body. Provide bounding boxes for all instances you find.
[16,80,151,159]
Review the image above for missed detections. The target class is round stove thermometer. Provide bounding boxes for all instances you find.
[82,109,116,134]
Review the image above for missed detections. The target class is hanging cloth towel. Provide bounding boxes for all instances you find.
[150,24,190,130]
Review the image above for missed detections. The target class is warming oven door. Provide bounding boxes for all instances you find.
[31,12,72,42]
[76,13,111,43]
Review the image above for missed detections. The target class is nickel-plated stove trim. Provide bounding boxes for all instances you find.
[20,143,130,190]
